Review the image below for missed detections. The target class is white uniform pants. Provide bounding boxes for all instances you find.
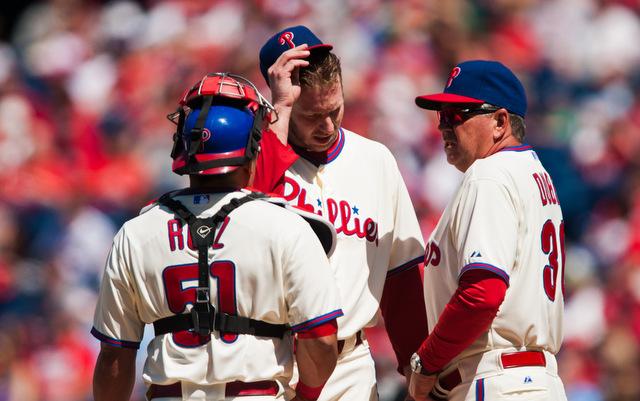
[292,330,379,401]
[440,349,567,401]
[144,380,292,401]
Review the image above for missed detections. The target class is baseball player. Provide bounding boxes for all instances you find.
[91,72,343,401]
[409,60,568,400]
[253,26,429,400]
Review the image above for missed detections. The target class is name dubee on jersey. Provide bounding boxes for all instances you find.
[284,177,379,246]
[532,171,560,207]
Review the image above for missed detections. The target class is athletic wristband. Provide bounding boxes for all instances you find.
[296,381,325,401]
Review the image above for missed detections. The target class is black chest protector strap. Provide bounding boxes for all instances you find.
[153,192,289,339]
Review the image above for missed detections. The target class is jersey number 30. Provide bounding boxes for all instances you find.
[541,220,565,301]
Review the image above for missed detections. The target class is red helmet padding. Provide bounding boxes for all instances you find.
[168,72,277,176]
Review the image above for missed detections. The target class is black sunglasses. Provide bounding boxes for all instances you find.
[437,107,501,125]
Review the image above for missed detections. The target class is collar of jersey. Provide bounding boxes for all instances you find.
[498,144,532,153]
[291,128,345,166]
[175,187,240,195]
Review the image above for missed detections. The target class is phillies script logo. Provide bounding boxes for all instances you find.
[424,240,441,267]
[284,177,378,245]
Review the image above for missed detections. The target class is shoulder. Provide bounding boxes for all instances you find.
[232,190,312,224]
[461,147,541,202]
[466,147,529,181]
[341,128,398,164]
[343,128,391,152]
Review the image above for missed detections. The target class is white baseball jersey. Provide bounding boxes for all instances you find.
[424,145,565,364]
[91,188,342,387]
[282,128,425,339]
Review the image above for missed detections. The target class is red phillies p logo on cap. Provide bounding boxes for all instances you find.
[446,67,461,88]
[415,60,528,118]
[279,31,295,49]
[259,25,333,87]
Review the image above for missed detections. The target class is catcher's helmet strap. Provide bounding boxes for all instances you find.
[152,192,289,339]
[188,95,214,157]
[175,111,264,175]
[170,109,186,160]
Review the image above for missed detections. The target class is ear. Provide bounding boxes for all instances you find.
[493,109,509,141]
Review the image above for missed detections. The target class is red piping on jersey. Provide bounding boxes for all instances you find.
[297,319,338,339]
[91,327,140,349]
[291,309,344,333]
[291,128,345,166]
[497,144,532,152]
[459,262,509,283]
[386,255,423,279]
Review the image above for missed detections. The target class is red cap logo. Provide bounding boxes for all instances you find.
[446,67,461,88]
[279,32,295,49]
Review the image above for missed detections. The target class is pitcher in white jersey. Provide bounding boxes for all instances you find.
[409,60,568,401]
[254,25,429,401]
[91,73,343,401]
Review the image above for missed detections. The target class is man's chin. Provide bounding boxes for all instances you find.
[306,138,336,153]
[314,137,335,149]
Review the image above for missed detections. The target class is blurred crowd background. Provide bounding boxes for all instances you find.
[1,0,640,400]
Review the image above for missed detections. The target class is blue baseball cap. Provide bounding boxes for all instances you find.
[259,25,333,86]
[415,60,527,117]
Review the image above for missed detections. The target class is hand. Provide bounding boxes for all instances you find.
[401,365,415,400]
[266,44,311,145]
[267,44,311,110]
[408,371,438,401]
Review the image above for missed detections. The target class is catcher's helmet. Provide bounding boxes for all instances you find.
[168,72,277,175]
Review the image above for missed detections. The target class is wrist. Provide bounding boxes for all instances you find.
[296,381,325,401]
[410,352,441,376]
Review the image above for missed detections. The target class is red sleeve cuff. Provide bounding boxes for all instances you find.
[297,319,338,339]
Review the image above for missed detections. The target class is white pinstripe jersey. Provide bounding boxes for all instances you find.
[282,128,425,339]
[92,189,342,386]
[423,145,565,365]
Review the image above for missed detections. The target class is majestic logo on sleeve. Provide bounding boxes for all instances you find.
[284,177,378,245]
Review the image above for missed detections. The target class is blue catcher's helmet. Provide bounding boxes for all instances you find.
[168,72,277,175]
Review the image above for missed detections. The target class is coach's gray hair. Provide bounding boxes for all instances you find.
[481,103,526,142]
[508,113,526,142]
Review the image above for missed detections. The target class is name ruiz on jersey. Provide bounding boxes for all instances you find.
[167,217,229,251]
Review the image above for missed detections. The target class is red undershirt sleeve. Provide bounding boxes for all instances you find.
[253,129,299,195]
[297,319,338,339]
[381,264,429,373]
[417,269,508,372]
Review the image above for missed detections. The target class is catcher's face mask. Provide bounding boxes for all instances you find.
[167,72,278,175]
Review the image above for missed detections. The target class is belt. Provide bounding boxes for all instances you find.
[437,351,546,394]
[146,380,278,399]
[337,330,363,354]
